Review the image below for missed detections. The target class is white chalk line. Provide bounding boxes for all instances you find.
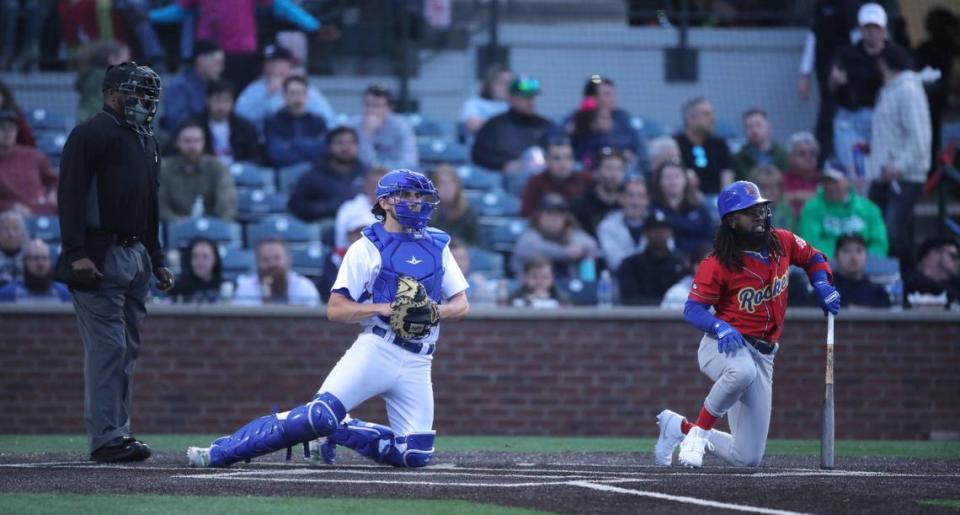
[171,475,651,488]
[569,481,812,515]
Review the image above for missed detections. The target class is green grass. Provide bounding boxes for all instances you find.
[1,435,958,459]
[918,500,960,510]
[0,493,549,515]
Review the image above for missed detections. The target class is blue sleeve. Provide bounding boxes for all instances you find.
[807,252,829,284]
[161,80,188,131]
[150,3,187,23]
[683,299,721,335]
[273,0,320,31]
[810,269,828,284]
[290,139,326,163]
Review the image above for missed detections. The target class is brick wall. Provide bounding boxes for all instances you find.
[1,305,957,439]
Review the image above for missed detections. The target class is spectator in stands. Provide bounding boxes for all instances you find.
[782,131,823,217]
[334,167,387,251]
[915,8,959,173]
[511,194,598,280]
[0,239,70,303]
[449,237,497,305]
[460,64,513,137]
[320,211,377,303]
[234,238,320,306]
[471,75,554,172]
[733,109,788,180]
[520,138,591,217]
[618,215,688,306]
[660,244,711,310]
[568,75,640,168]
[573,147,627,237]
[264,76,328,167]
[646,136,681,177]
[288,126,366,222]
[797,163,888,260]
[648,159,714,257]
[904,236,960,310]
[160,40,225,132]
[234,45,336,131]
[75,41,130,123]
[351,85,418,170]
[199,79,261,165]
[431,164,480,245]
[0,109,57,215]
[169,237,223,304]
[150,3,328,91]
[0,80,34,147]
[597,176,649,272]
[833,233,890,308]
[158,121,237,221]
[0,210,26,287]
[828,3,901,173]
[749,165,796,232]
[57,0,132,60]
[674,97,734,196]
[0,0,42,72]
[867,43,932,265]
[509,256,570,309]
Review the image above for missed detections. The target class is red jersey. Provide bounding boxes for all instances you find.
[688,229,832,342]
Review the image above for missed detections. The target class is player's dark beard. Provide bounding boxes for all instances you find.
[733,225,768,249]
[23,268,54,293]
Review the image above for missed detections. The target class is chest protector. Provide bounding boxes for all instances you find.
[363,223,448,305]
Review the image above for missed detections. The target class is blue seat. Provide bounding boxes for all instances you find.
[35,131,67,157]
[27,107,69,132]
[419,139,469,166]
[277,162,313,193]
[556,278,598,306]
[457,165,503,191]
[219,247,255,282]
[290,245,326,278]
[229,161,273,191]
[465,189,521,217]
[246,215,318,249]
[404,113,449,140]
[467,247,505,278]
[630,115,667,139]
[236,189,289,223]
[25,215,60,244]
[478,217,528,252]
[167,217,241,250]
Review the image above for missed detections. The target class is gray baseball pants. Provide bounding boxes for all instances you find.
[71,243,151,453]
[697,333,777,467]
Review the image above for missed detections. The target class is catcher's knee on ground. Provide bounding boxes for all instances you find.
[323,418,436,467]
[207,392,346,467]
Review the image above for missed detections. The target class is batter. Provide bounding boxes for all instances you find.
[186,169,469,468]
[654,181,841,468]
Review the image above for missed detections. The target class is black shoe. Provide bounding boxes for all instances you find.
[90,437,151,463]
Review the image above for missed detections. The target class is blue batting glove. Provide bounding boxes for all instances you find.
[713,321,746,356]
[814,281,841,316]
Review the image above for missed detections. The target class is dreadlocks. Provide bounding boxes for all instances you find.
[711,220,784,271]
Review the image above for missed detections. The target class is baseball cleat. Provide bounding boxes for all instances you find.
[654,409,685,466]
[677,426,714,468]
[186,446,211,468]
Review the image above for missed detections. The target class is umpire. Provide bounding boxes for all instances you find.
[56,62,174,463]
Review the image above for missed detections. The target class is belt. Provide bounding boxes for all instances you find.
[743,335,776,355]
[114,235,141,247]
[371,326,435,356]
[87,228,141,247]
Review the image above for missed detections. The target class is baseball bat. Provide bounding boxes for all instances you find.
[820,313,835,470]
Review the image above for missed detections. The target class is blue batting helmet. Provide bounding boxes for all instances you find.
[717,180,770,218]
[376,169,439,231]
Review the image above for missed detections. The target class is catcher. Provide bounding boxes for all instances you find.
[186,169,469,468]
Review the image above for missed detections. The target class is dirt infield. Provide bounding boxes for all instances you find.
[1,450,959,514]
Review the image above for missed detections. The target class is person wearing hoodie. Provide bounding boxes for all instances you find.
[866,43,931,264]
[797,162,888,260]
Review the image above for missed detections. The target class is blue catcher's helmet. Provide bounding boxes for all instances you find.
[376,169,439,231]
[717,180,770,218]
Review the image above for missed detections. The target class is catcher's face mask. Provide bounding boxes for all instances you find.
[377,169,439,232]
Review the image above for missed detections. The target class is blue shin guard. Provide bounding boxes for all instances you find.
[208,392,345,467]
[325,418,435,468]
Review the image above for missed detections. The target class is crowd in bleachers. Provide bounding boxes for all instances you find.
[0,2,958,310]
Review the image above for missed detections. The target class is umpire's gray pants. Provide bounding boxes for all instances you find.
[697,334,777,467]
[71,243,151,452]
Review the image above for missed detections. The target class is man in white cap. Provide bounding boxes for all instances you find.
[827,3,908,176]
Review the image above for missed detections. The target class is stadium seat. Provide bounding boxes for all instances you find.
[403,113,449,140]
[630,115,668,139]
[219,247,255,282]
[457,165,503,191]
[478,217,528,252]
[35,131,67,157]
[556,277,598,306]
[467,247,505,278]
[25,215,60,244]
[277,162,313,193]
[419,139,469,166]
[229,162,273,191]
[246,215,318,249]
[167,217,242,250]
[236,189,289,223]
[464,190,521,217]
[290,244,326,279]
[26,107,69,132]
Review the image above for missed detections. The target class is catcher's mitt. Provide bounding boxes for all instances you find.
[390,275,440,339]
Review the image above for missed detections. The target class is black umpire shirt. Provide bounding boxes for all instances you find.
[58,106,164,272]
